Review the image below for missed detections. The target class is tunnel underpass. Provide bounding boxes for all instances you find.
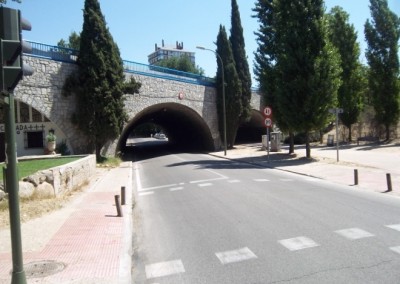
[117,103,216,156]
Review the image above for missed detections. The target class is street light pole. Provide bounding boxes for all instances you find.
[196,46,227,156]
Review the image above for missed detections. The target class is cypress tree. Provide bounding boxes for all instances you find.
[75,0,127,159]
[230,0,252,123]
[216,25,242,148]
[365,0,400,140]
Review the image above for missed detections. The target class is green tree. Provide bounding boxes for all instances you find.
[230,0,252,123]
[274,0,341,158]
[57,31,81,50]
[216,25,242,148]
[327,6,364,142]
[364,0,400,140]
[253,0,295,153]
[155,55,204,75]
[67,0,129,159]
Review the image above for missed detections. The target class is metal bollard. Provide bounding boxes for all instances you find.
[121,186,126,205]
[386,173,392,192]
[354,169,358,186]
[115,195,123,217]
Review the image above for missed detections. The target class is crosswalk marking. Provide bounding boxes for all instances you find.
[198,183,212,187]
[335,228,374,240]
[386,224,400,232]
[278,236,320,251]
[215,247,257,265]
[145,259,185,279]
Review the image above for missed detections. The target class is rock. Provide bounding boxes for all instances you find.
[35,182,55,198]
[19,181,35,198]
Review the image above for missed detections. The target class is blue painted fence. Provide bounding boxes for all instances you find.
[26,40,216,87]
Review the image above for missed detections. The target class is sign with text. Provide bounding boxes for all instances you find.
[263,106,273,128]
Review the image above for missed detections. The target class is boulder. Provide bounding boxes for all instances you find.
[19,181,35,198]
[35,182,55,198]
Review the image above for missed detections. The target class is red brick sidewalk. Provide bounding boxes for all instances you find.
[0,163,132,284]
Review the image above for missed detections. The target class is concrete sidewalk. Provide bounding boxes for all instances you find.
[212,142,400,197]
[0,162,133,284]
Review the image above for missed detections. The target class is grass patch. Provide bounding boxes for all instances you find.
[0,157,81,182]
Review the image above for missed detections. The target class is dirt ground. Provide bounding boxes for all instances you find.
[0,167,109,229]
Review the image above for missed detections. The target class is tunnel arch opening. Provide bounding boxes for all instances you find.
[117,103,215,155]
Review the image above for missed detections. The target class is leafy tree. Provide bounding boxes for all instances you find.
[216,25,242,148]
[230,0,252,123]
[57,31,81,50]
[327,6,364,142]
[364,0,400,140]
[253,0,295,153]
[273,0,341,158]
[154,55,204,75]
[65,0,131,159]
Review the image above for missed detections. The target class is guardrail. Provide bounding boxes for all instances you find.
[26,40,216,87]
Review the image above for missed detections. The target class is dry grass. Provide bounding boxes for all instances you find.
[0,180,89,229]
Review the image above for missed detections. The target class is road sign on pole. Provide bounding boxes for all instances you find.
[263,106,272,117]
[264,118,272,128]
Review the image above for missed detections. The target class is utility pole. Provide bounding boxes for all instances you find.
[1,7,33,283]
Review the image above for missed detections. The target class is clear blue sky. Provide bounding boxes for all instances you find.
[3,0,400,86]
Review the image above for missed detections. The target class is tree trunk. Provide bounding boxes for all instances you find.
[95,146,101,162]
[289,132,294,154]
[348,124,352,143]
[305,131,311,158]
[385,124,390,141]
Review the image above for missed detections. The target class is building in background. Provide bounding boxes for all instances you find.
[148,40,195,65]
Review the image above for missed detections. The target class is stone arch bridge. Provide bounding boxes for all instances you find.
[4,42,265,158]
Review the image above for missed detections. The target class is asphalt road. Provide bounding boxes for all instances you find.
[131,151,400,284]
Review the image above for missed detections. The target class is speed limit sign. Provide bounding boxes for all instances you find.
[264,118,272,127]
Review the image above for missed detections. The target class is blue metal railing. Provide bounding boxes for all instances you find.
[26,40,216,87]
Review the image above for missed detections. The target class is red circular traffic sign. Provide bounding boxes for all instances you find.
[263,106,272,117]
[264,118,273,127]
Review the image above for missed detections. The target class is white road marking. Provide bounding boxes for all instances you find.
[139,191,154,197]
[139,183,178,192]
[279,236,320,251]
[198,183,212,187]
[145,259,185,279]
[228,180,241,183]
[170,187,184,191]
[135,163,142,191]
[390,246,400,254]
[254,179,270,182]
[386,224,400,232]
[215,247,257,265]
[335,228,374,240]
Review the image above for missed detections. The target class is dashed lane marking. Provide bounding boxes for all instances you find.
[278,236,320,251]
[254,179,270,182]
[198,183,213,187]
[139,183,178,192]
[386,224,400,232]
[227,180,241,183]
[139,191,154,197]
[145,259,185,279]
[390,246,400,254]
[215,247,257,265]
[170,187,184,191]
[334,228,375,240]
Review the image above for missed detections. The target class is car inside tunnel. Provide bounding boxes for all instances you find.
[117,103,216,157]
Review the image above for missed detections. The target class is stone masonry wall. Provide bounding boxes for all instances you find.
[20,155,96,197]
